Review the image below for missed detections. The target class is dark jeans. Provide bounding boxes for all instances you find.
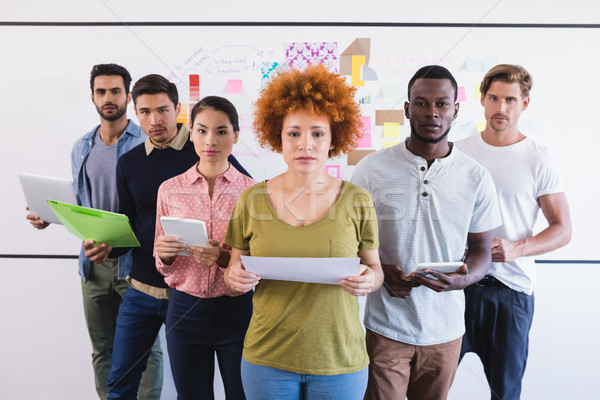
[461,278,535,400]
[82,260,162,400]
[107,286,167,400]
[166,289,253,400]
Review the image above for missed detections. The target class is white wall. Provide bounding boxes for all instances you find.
[2,2,599,399]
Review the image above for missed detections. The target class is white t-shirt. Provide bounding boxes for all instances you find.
[352,140,501,346]
[455,133,565,295]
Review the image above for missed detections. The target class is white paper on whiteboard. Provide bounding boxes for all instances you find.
[240,256,360,285]
[160,217,209,256]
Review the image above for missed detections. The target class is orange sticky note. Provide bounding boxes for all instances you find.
[177,103,189,127]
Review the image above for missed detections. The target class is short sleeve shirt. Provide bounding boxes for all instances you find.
[455,134,565,294]
[224,181,379,375]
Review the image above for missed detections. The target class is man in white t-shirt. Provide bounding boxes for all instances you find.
[455,64,572,400]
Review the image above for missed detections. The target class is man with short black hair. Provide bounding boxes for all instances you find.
[352,65,501,400]
[456,64,572,400]
[26,63,163,400]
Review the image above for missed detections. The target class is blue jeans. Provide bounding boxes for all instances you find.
[166,289,253,400]
[107,286,168,400]
[461,280,535,400]
[241,358,368,400]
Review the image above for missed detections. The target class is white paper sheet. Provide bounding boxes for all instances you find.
[240,256,360,285]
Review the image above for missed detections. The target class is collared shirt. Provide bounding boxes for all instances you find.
[352,139,501,346]
[70,120,144,281]
[144,123,188,155]
[155,162,257,298]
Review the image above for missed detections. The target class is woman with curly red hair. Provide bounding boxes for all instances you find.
[223,64,383,399]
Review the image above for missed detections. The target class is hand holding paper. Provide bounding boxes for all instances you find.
[339,264,376,296]
[339,248,383,296]
[225,259,260,294]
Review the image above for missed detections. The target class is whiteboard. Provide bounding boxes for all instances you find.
[2,24,597,260]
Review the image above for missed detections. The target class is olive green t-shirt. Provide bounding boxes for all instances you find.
[224,180,379,375]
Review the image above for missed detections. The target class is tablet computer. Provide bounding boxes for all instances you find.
[160,217,210,255]
[18,172,77,225]
[411,262,464,275]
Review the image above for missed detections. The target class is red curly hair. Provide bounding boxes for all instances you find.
[253,64,362,157]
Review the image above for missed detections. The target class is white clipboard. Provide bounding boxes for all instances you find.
[160,217,210,255]
[18,172,77,225]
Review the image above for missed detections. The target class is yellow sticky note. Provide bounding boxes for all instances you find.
[351,55,366,86]
[383,122,400,138]
[383,141,397,148]
[474,83,481,99]
[476,121,486,132]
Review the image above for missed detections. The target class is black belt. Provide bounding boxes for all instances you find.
[476,275,507,288]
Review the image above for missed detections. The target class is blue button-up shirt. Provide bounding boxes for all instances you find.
[70,120,145,281]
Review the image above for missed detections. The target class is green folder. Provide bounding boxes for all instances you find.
[47,200,140,247]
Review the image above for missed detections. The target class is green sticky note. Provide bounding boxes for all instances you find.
[47,200,140,247]
[383,122,400,138]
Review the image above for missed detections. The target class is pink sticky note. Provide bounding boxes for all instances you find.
[457,86,467,102]
[357,116,372,148]
[325,165,341,179]
[357,131,372,148]
[227,79,243,94]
